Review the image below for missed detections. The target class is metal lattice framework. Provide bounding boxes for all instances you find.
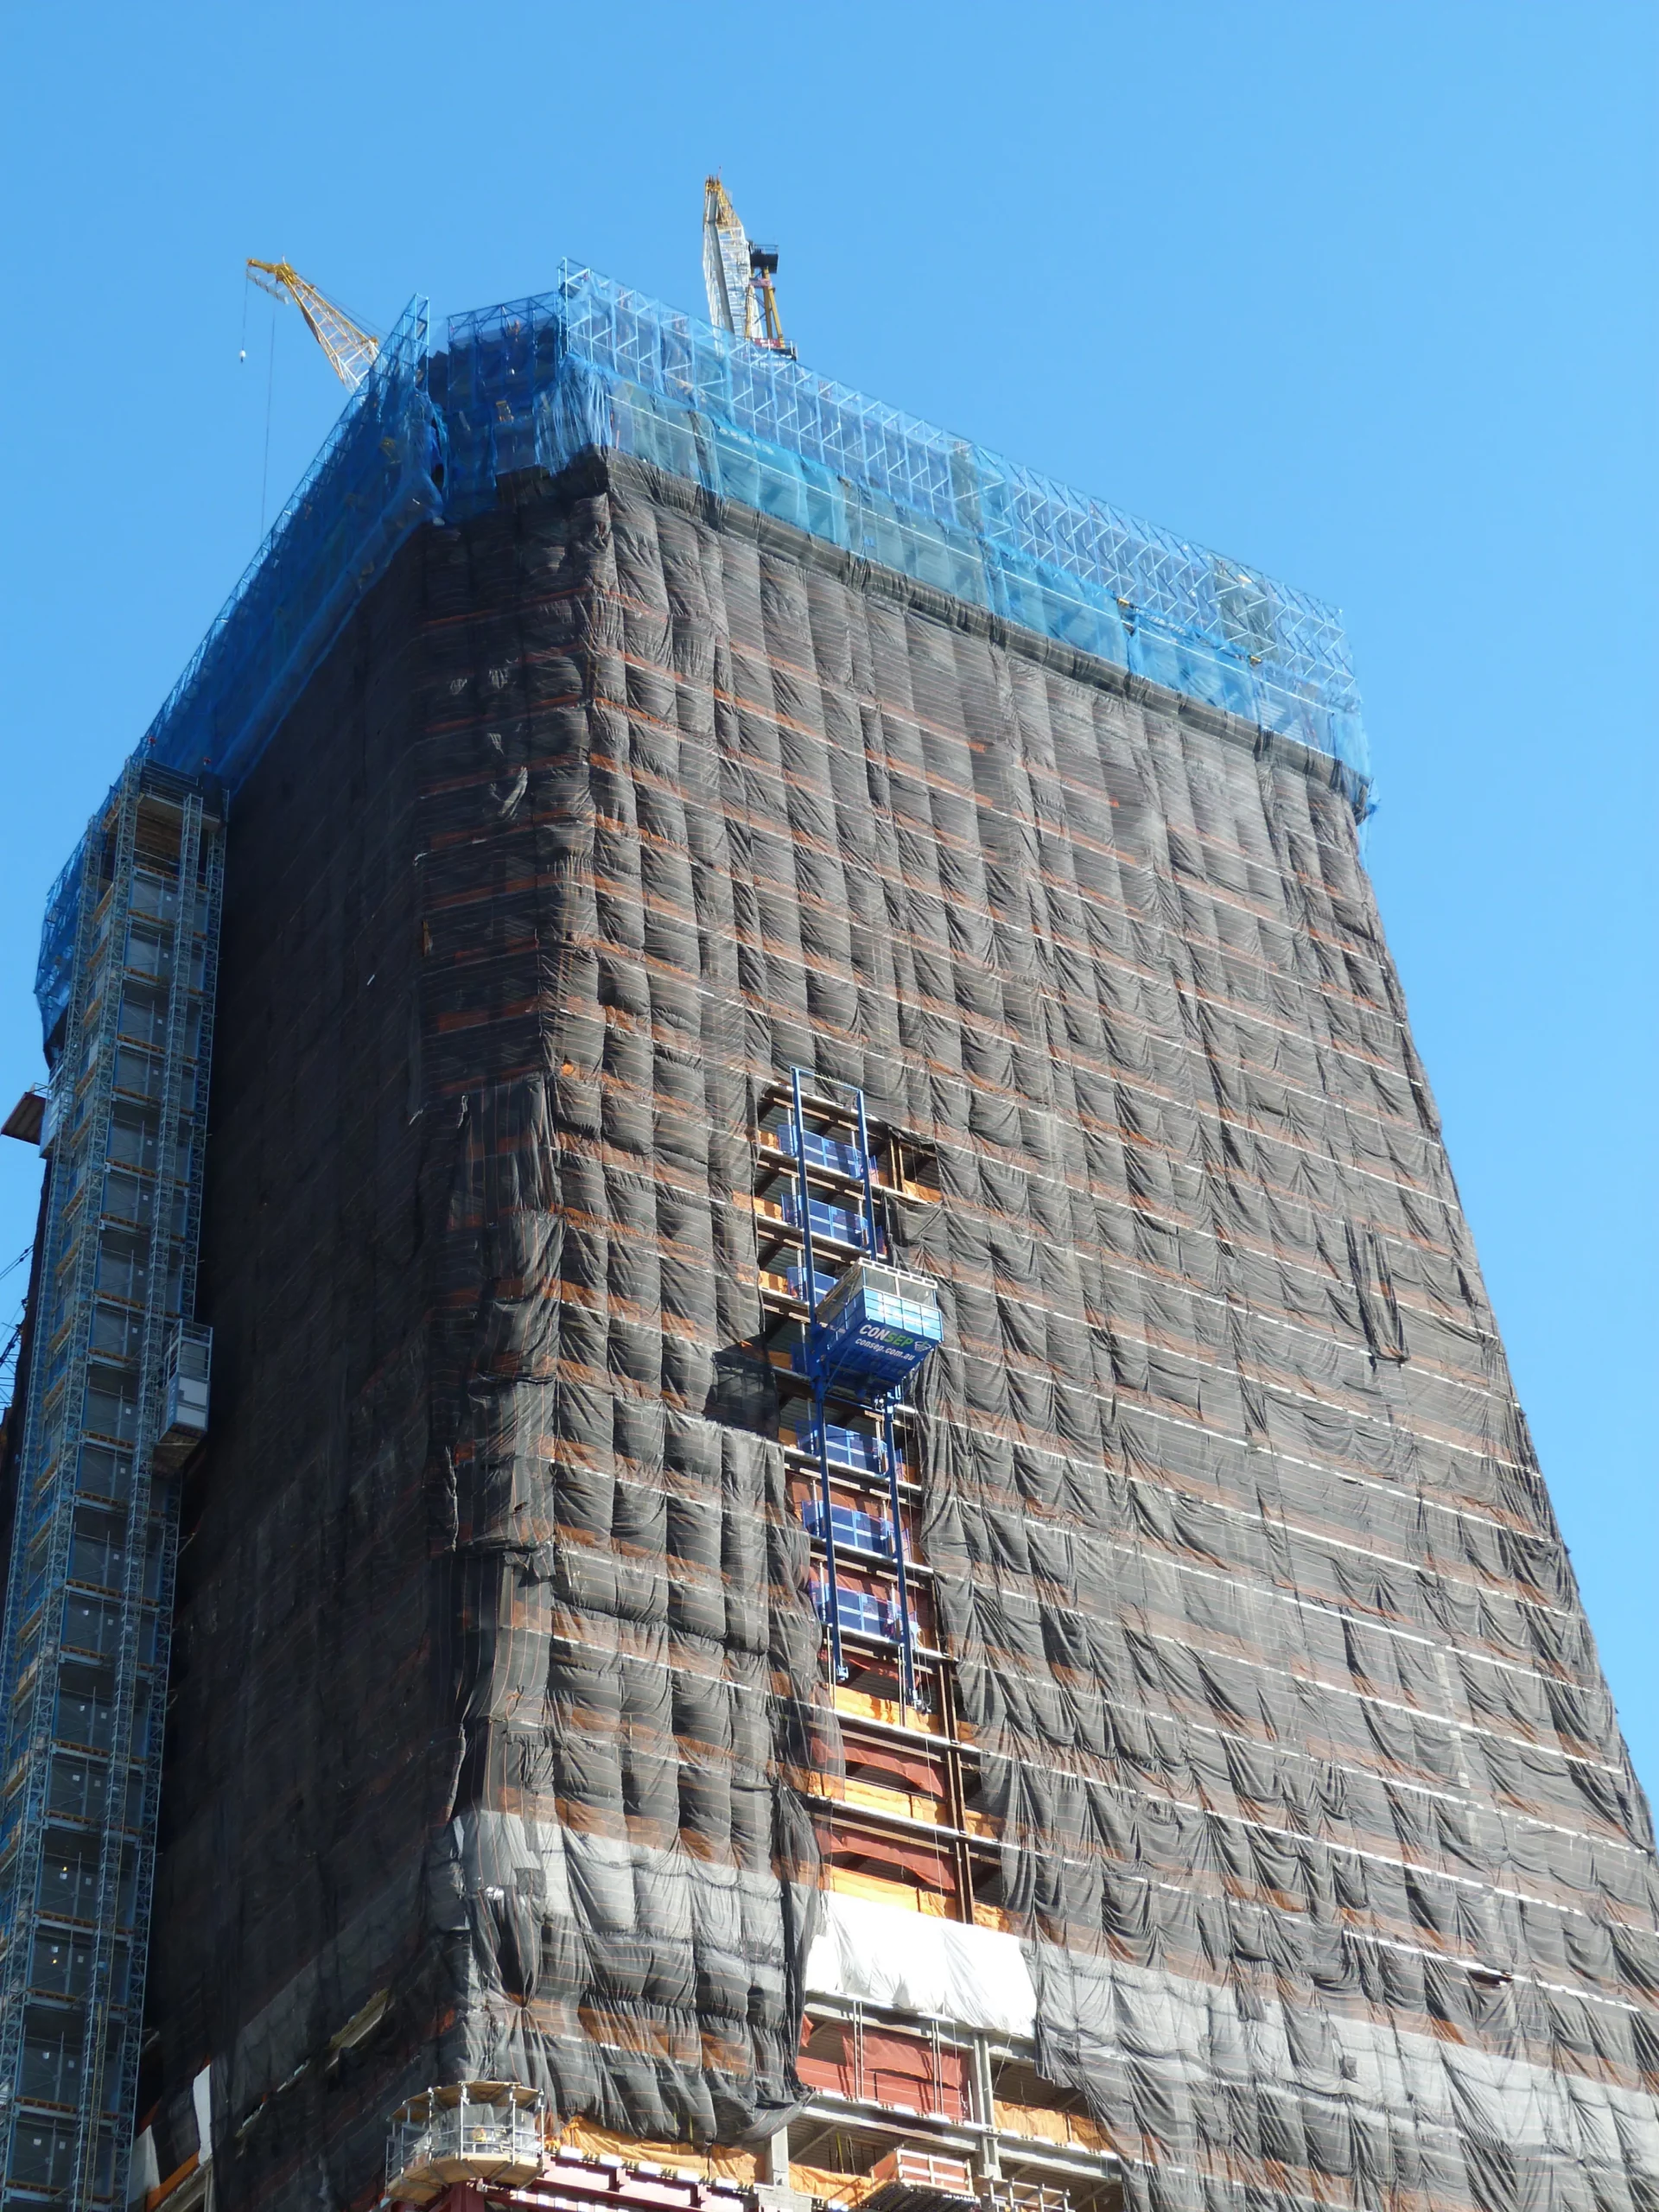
[440,266,1366,789]
[246,261,380,391]
[556,265,1358,696]
[0,763,223,2208]
[0,229,1385,2212]
[784,1073,933,1713]
[36,257,1370,1060]
[35,296,434,1048]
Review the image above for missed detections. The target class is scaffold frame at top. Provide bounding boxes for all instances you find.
[440,264,1368,785]
[34,263,1371,1053]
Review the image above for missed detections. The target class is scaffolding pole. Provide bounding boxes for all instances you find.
[0,762,223,2209]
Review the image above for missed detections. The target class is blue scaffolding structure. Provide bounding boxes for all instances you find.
[9,250,1371,2205]
[0,765,223,2208]
[34,300,440,1047]
[35,264,1368,1053]
[441,265,1368,786]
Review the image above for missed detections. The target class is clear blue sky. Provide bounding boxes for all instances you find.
[1,4,1653,1790]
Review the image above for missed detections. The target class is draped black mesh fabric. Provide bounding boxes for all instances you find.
[143,454,1659,2212]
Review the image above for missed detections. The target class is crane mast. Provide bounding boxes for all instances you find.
[701,180,795,357]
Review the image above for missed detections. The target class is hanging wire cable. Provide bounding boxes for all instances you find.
[0,1245,32,1414]
[245,261,379,389]
[259,288,277,538]
[0,1319,23,1408]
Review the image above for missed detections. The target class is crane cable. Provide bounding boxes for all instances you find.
[259,277,276,537]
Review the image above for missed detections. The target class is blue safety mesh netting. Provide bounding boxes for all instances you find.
[34,298,441,1042]
[437,265,1367,781]
[36,265,1370,1042]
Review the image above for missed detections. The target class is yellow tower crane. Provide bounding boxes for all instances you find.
[701,181,794,357]
[246,259,380,389]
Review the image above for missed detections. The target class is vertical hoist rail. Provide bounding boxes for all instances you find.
[849,1087,918,1710]
[880,1396,917,1712]
[851,1086,879,1259]
[791,1070,845,1683]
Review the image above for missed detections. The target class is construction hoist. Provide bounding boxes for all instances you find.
[782,1073,943,1706]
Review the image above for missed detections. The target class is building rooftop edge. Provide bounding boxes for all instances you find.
[33,263,1370,1040]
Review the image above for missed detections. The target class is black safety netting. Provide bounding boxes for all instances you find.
[146,452,1659,2212]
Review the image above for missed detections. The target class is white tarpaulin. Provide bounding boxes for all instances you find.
[805,1891,1037,2037]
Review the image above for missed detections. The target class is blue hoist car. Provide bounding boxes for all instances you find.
[777,1071,944,1700]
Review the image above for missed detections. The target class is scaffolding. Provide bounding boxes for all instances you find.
[438,265,1367,787]
[36,260,1370,1059]
[0,763,223,2208]
[7,250,1405,2212]
[33,298,437,1048]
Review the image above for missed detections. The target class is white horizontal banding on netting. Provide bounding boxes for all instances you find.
[798,1892,1659,2183]
[804,1890,1037,2037]
[1030,1941,1659,2181]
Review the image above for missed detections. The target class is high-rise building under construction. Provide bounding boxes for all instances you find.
[2,251,1656,2212]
